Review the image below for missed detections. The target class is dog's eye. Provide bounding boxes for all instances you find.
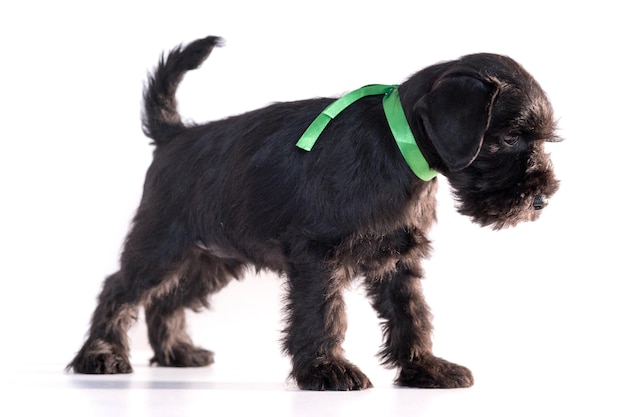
[502,135,519,146]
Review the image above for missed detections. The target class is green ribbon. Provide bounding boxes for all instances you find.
[296,84,437,181]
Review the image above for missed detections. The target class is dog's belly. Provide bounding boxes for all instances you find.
[194,241,237,258]
[194,237,288,273]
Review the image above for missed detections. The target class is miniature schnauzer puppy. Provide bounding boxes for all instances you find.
[68,36,559,390]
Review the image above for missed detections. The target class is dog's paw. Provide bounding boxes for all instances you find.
[396,355,474,388]
[68,341,132,374]
[293,359,373,391]
[150,344,214,368]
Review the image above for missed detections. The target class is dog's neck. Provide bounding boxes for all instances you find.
[296,85,437,182]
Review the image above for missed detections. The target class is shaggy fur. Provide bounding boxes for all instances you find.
[68,36,559,390]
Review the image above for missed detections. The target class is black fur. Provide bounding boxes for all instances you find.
[68,36,559,390]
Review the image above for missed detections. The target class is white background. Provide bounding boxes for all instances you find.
[1,1,624,416]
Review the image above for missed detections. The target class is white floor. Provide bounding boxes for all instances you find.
[4,350,624,417]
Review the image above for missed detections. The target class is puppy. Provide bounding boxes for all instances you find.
[68,36,559,390]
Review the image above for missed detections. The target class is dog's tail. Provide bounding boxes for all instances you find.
[142,36,224,146]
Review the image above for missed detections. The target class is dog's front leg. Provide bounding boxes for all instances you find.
[366,264,474,388]
[283,260,373,390]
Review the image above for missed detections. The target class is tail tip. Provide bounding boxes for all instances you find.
[198,35,226,50]
[213,36,226,48]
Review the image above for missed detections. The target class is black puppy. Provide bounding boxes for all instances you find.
[68,36,559,390]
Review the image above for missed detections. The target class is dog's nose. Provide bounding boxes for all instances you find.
[532,195,548,210]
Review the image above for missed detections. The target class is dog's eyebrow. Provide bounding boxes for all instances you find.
[533,126,562,143]
[544,137,562,143]
[527,132,561,143]
[545,133,564,142]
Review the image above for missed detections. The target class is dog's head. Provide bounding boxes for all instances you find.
[405,53,560,229]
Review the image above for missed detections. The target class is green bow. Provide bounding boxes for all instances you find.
[296,84,437,181]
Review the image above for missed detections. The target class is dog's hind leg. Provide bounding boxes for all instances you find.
[67,218,195,374]
[146,249,242,367]
[365,262,474,388]
[67,270,138,374]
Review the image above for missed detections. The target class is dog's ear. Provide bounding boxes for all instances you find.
[415,75,499,171]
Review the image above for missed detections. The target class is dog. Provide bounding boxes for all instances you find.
[68,36,560,390]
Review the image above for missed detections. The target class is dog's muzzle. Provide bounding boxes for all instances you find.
[532,195,549,210]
